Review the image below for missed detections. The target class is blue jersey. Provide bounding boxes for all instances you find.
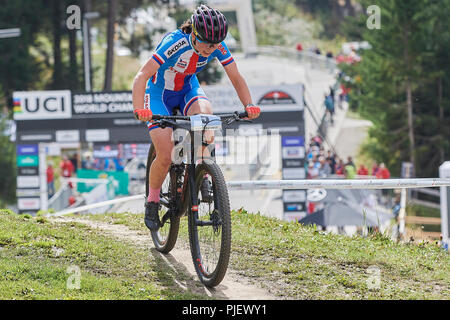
[149,30,234,91]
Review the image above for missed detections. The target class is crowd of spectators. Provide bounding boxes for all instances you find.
[81,155,125,172]
[305,135,390,180]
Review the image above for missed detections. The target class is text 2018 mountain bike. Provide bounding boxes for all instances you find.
[145,111,249,287]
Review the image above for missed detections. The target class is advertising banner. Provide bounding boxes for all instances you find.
[76,169,129,195]
[17,175,40,188]
[281,135,306,220]
[13,90,72,120]
[18,167,39,176]
[18,198,41,210]
[14,85,305,143]
[17,144,38,155]
[17,155,39,167]
[72,91,133,117]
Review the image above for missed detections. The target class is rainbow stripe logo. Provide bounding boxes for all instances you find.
[13,97,22,114]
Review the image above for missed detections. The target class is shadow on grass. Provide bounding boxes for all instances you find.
[149,247,231,300]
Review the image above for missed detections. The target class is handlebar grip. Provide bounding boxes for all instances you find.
[238,111,248,118]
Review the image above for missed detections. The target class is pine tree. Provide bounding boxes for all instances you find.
[344,0,449,177]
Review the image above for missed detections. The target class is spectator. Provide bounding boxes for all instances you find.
[376,163,391,179]
[47,163,55,198]
[339,83,350,103]
[324,93,335,124]
[335,158,344,175]
[329,86,335,103]
[113,157,124,171]
[82,155,94,170]
[344,163,356,179]
[307,161,319,179]
[357,164,369,176]
[318,156,331,177]
[326,151,337,174]
[69,153,78,172]
[104,158,115,171]
[345,156,355,168]
[371,162,379,176]
[60,155,74,179]
[60,155,74,188]
[313,155,321,169]
[312,135,322,147]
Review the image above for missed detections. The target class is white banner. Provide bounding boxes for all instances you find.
[13,90,72,120]
[18,198,41,210]
[203,84,304,113]
[17,175,40,188]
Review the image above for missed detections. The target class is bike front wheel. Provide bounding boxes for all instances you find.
[188,161,231,287]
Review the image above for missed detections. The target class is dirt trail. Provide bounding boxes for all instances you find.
[52,216,278,300]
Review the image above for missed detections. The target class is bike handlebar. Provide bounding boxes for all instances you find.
[150,111,248,121]
[148,111,250,130]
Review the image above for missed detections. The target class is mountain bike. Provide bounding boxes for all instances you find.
[145,111,250,287]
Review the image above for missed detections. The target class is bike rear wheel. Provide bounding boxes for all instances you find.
[146,144,180,253]
[188,161,231,287]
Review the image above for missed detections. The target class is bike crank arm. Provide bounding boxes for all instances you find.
[194,219,213,226]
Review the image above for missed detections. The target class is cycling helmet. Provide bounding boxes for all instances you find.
[191,4,228,44]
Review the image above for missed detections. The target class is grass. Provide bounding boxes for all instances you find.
[77,209,449,300]
[1,208,449,300]
[0,209,207,300]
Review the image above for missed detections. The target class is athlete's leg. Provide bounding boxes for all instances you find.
[148,127,174,201]
[182,81,214,161]
[145,83,178,203]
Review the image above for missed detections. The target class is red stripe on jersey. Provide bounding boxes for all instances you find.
[173,52,199,91]
[152,53,164,65]
[186,51,199,74]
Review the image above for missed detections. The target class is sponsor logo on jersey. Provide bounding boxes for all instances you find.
[165,39,188,58]
[218,44,228,56]
[258,91,296,105]
[196,60,207,68]
[176,58,188,68]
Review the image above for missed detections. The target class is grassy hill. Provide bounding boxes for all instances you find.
[0,208,448,300]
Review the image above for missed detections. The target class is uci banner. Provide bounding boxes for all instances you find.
[13,90,72,120]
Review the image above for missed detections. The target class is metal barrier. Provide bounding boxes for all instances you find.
[48,177,111,214]
[50,178,450,217]
[48,182,72,212]
[254,46,337,73]
[227,178,450,190]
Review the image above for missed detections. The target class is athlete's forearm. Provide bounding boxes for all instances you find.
[230,72,253,106]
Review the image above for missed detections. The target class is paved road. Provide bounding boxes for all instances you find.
[333,116,373,161]
[219,53,337,141]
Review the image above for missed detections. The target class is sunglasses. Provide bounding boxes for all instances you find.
[193,31,218,48]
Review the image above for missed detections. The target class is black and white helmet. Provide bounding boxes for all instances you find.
[191,4,228,44]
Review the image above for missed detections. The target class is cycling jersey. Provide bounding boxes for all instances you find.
[144,29,235,132]
[149,29,234,91]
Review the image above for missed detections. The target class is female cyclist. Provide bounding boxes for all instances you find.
[132,4,261,230]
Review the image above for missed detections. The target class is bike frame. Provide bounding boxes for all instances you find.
[150,112,248,228]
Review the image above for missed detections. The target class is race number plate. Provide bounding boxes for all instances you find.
[190,114,222,131]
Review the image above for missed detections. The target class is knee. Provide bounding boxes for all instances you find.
[201,103,213,114]
[203,131,215,144]
[155,149,173,167]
